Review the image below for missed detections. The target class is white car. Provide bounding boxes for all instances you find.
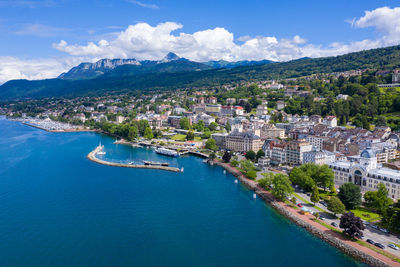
[388,244,399,250]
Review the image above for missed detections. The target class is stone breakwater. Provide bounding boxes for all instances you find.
[87,146,182,173]
[213,161,393,267]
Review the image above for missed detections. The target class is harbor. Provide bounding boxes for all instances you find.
[87,145,183,172]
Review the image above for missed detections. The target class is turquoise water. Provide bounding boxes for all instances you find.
[0,117,363,266]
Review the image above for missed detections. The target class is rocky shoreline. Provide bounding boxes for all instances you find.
[213,161,393,267]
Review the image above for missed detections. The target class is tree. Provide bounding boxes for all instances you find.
[310,187,320,205]
[291,197,297,205]
[364,183,393,213]
[143,127,153,140]
[339,212,365,238]
[247,170,257,180]
[256,149,265,159]
[195,120,204,132]
[244,102,252,113]
[338,183,362,210]
[225,121,231,132]
[375,115,387,127]
[179,117,190,130]
[205,138,218,151]
[128,125,138,140]
[289,167,315,192]
[259,174,273,189]
[245,150,256,161]
[222,151,232,163]
[209,152,216,161]
[231,160,239,167]
[272,174,294,201]
[209,122,218,131]
[328,196,346,215]
[186,130,195,141]
[316,165,335,191]
[239,160,255,173]
[382,201,400,232]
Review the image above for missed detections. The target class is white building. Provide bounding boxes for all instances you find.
[323,116,337,127]
[328,148,400,200]
[303,151,335,165]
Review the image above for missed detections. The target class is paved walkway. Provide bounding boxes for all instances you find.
[215,160,400,267]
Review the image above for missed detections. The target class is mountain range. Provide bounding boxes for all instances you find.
[1,45,400,99]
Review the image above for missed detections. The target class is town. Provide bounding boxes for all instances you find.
[2,67,400,261]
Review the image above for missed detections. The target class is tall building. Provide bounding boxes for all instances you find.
[226,130,263,152]
[286,140,313,165]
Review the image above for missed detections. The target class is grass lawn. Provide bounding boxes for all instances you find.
[350,207,382,222]
[313,219,400,263]
[171,134,202,142]
[356,240,400,263]
[293,193,326,213]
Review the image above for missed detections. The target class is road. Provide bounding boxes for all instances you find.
[294,188,400,256]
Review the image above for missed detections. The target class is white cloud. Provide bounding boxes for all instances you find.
[2,6,400,84]
[126,0,159,9]
[352,6,400,45]
[0,56,84,84]
[15,23,70,37]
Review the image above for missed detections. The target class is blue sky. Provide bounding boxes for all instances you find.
[0,0,400,83]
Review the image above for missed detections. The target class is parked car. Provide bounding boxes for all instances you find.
[374,243,385,249]
[366,239,375,245]
[297,203,303,208]
[306,193,311,197]
[370,224,378,230]
[331,222,338,227]
[379,228,389,234]
[388,244,399,250]
[363,221,369,226]
[320,201,328,207]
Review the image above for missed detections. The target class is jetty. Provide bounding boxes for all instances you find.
[87,146,182,172]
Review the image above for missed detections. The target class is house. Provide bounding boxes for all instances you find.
[323,116,337,127]
[276,101,286,110]
[256,104,269,116]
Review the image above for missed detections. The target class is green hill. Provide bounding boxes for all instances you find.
[1,45,400,99]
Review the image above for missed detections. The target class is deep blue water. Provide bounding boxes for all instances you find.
[0,117,363,266]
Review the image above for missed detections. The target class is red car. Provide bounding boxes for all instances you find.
[297,203,303,208]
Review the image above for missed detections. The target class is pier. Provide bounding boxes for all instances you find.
[87,146,182,172]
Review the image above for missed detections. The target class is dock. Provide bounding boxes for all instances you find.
[87,146,182,172]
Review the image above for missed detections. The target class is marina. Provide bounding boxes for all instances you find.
[87,145,182,172]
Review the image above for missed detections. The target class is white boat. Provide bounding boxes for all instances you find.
[155,147,179,157]
[96,142,106,155]
[234,179,238,184]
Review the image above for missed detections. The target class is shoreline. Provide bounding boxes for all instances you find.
[214,161,399,267]
[11,118,398,266]
[19,121,97,133]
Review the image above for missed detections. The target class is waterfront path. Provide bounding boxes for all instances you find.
[87,146,182,172]
[214,161,400,267]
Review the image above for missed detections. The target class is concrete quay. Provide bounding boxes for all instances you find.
[87,146,182,173]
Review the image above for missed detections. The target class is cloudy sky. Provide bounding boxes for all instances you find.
[0,0,400,84]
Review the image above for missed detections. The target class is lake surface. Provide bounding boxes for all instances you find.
[0,117,363,266]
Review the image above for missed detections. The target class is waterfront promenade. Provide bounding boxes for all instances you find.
[87,146,182,172]
[214,161,400,267]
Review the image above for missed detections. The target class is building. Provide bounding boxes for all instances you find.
[116,115,125,124]
[336,94,349,100]
[205,104,221,115]
[303,151,335,165]
[226,98,236,105]
[256,104,269,116]
[260,124,285,139]
[323,116,337,127]
[306,135,327,151]
[276,101,286,110]
[263,139,287,165]
[286,140,313,165]
[226,130,263,152]
[328,148,400,200]
[211,133,228,149]
[207,97,218,104]
[221,106,244,116]
[393,69,400,83]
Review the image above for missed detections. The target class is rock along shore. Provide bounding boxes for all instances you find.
[213,161,397,267]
